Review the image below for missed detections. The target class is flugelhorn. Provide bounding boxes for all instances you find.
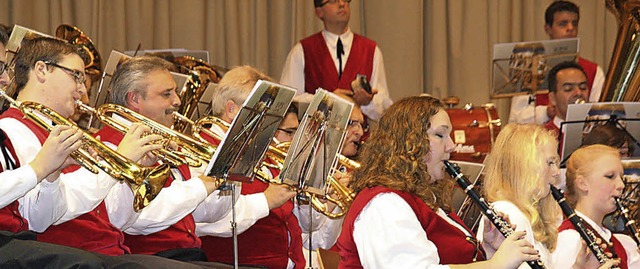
[76,102,214,168]
[0,89,169,212]
[267,141,357,219]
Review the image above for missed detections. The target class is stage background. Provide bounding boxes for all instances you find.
[0,0,619,121]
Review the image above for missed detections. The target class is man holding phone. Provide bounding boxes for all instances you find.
[280,0,392,121]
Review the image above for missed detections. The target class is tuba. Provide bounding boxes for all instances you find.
[600,0,640,102]
[0,89,169,212]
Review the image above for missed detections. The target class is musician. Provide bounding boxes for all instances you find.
[337,96,539,268]
[274,102,299,143]
[544,61,589,152]
[509,0,604,125]
[279,0,392,121]
[0,36,215,269]
[581,123,633,157]
[92,55,232,262]
[553,145,639,268]
[197,65,331,269]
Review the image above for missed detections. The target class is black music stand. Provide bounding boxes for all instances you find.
[560,102,640,167]
[204,80,296,269]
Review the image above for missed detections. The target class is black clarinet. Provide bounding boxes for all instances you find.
[614,197,640,249]
[443,161,546,269]
[550,184,618,268]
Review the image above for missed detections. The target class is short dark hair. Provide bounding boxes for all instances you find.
[545,0,580,26]
[314,0,323,7]
[0,24,10,46]
[547,61,586,93]
[14,37,82,93]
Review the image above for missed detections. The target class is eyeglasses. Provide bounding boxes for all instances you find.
[43,61,86,85]
[348,119,369,132]
[0,61,9,75]
[277,127,298,136]
[318,0,351,7]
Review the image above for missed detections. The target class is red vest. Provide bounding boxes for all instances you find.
[35,123,129,256]
[0,113,30,233]
[536,57,598,106]
[544,119,564,154]
[93,126,202,254]
[558,218,628,269]
[199,132,305,269]
[301,32,376,94]
[337,186,484,268]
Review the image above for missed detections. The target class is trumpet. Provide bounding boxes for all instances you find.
[77,102,214,168]
[0,89,169,212]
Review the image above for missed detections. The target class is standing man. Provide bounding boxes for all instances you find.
[509,0,605,124]
[280,0,392,121]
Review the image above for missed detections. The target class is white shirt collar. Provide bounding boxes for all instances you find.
[322,28,353,50]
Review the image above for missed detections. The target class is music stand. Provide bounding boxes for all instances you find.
[560,102,640,166]
[124,48,210,64]
[204,80,295,269]
[278,89,352,269]
[491,38,578,99]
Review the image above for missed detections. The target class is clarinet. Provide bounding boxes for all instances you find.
[550,184,618,268]
[443,161,546,269]
[614,197,640,250]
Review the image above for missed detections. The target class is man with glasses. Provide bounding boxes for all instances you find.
[280,0,392,121]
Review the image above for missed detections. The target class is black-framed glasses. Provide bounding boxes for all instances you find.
[43,61,86,85]
[277,127,298,136]
[348,119,369,132]
[318,0,351,7]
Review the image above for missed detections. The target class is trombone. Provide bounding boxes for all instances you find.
[0,89,169,212]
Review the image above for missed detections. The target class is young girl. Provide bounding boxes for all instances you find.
[479,124,561,268]
[337,96,539,268]
[553,144,640,268]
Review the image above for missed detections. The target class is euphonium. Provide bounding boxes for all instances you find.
[0,89,169,212]
[77,102,212,168]
[55,24,102,83]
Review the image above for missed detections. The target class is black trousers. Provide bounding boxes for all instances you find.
[0,231,234,269]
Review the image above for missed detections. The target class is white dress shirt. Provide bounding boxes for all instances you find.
[280,28,393,120]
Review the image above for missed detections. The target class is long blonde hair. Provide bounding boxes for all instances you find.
[483,124,560,251]
[352,96,453,211]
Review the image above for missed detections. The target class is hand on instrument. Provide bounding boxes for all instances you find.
[30,125,84,182]
[482,212,514,250]
[488,230,539,269]
[117,123,162,164]
[264,183,297,210]
[572,239,612,269]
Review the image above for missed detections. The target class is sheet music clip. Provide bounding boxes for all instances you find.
[279,89,353,199]
[205,79,296,183]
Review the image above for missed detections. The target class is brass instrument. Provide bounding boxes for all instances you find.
[55,24,103,83]
[600,0,640,102]
[176,113,357,218]
[76,102,212,168]
[0,89,169,212]
[265,141,357,219]
[172,56,222,132]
